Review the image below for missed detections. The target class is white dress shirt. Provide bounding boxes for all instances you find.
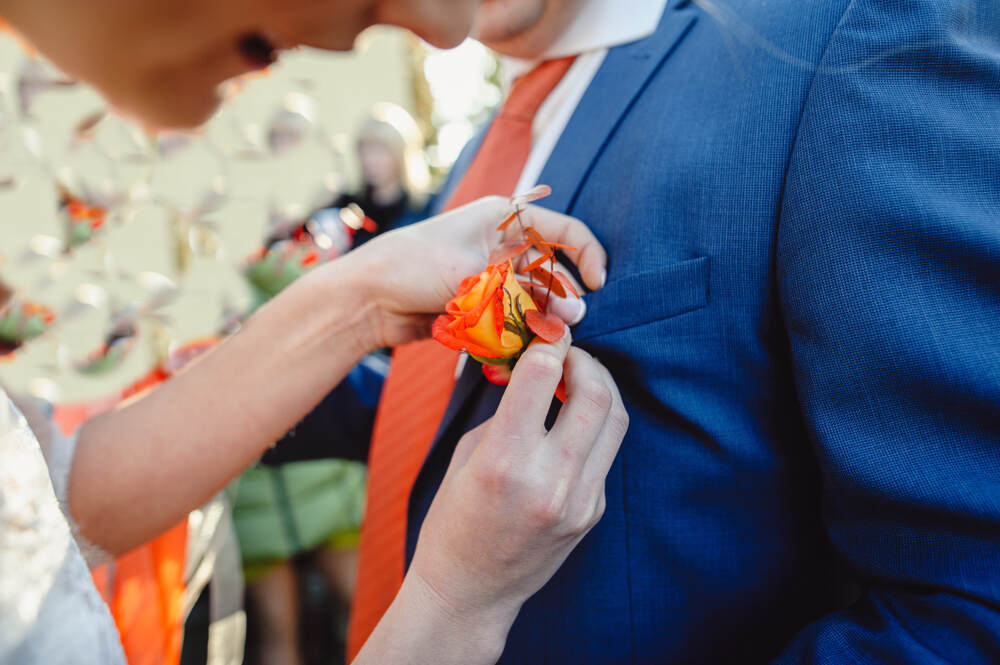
[505,0,669,194]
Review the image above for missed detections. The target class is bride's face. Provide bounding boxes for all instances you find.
[6,0,479,128]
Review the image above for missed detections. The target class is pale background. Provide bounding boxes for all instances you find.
[0,28,500,402]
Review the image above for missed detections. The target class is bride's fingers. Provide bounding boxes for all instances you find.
[521,283,585,326]
[505,204,607,292]
[519,266,587,327]
[516,248,586,293]
[490,330,572,448]
[546,289,587,326]
[441,421,489,489]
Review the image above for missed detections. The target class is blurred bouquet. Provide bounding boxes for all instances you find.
[0,301,56,355]
[244,203,375,304]
[60,194,108,251]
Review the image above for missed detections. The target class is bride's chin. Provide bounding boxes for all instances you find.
[113,83,222,131]
[471,0,545,46]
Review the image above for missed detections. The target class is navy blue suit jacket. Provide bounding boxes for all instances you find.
[406,1,1000,663]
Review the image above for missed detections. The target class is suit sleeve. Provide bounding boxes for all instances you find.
[775,1,1000,662]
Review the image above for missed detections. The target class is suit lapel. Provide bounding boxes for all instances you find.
[429,2,699,448]
[537,3,698,214]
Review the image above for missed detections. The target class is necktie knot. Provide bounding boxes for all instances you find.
[500,56,578,121]
[444,55,577,209]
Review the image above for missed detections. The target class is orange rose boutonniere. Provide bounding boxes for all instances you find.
[432,186,577,395]
[432,259,539,384]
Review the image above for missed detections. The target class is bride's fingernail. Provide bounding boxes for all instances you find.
[599,268,607,288]
[569,297,587,326]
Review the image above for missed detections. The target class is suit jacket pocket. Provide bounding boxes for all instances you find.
[574,256,710,341]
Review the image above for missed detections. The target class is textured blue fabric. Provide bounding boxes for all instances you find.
[405,0,1000,663]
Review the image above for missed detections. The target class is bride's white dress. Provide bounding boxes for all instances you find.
[0,390,126,664]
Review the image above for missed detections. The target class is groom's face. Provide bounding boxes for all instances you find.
[5,0,479,129]
[473,0,586,58]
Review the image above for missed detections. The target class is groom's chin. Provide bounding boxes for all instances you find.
[473,0,547,47]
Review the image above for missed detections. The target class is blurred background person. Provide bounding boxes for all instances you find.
[327,103,431,247]
[232,455,366,665]
[234,103,432,665]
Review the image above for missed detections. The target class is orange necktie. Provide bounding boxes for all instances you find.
[347,56,577,660]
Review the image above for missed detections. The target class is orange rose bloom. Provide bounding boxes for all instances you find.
[432,260,538,363]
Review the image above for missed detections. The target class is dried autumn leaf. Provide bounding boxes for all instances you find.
[529,265,568,299]
[540,240,578,251]
[488,238,533,264]
[510,184,552,207]
[524,227,551,255]
[554,271,580,298]
[523,226,578,255]
[496,210,519,232]
[519,252,555,274]
[525,309,565,343]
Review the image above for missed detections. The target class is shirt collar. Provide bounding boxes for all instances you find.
[501,0,668,84]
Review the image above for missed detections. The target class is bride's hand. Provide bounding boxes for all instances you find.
[344,196,607,349]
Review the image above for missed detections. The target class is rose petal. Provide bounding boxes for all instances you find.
[432,315,504,358]
[458,274,481,292]
[464,264,508,326]
[493,295,505,337]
